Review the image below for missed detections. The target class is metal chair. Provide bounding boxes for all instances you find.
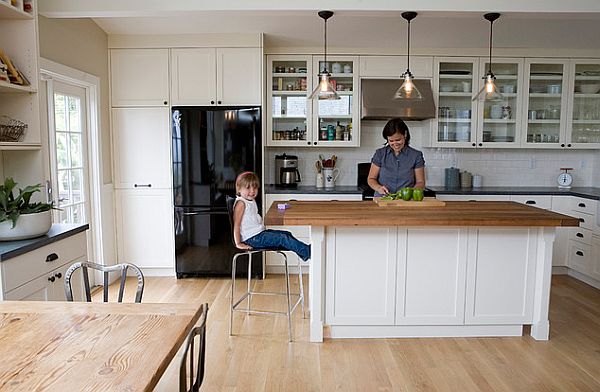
[180,303,208,392]
[225,195,305,342]
[64,261,145,303]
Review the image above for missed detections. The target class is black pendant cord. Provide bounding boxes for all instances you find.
[324,17,328,73]
[406,19,411,72]
[488,18,493,75]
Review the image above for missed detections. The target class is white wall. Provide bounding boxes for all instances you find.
[266,120,597,188]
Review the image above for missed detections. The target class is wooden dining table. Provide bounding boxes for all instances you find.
[0,301,204,391]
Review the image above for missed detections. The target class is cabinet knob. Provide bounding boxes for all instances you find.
[576,251,584,257]
[55,272,62,279]
[561,144,565,147]
[578,203,586,208]
[472,143,476,147]
[567,144,572,147]
[46,253,58,262]
[307,142,311,145]
[313,142,317,145]
[478,143,482,147]
[163,101,168,105]
[210,101,215,105]
[48,276,56,283]
[217,101,222,105]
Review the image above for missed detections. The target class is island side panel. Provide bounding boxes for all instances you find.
[309,226,325,342]
[531,227,556,340]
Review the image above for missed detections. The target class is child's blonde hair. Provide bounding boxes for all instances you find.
[236,171,260,195]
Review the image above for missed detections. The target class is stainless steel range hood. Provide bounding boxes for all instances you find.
[361,79,436,121]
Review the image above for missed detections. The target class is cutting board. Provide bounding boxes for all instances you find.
[374,197,446,207]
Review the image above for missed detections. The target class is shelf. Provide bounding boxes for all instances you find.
[574,76,600,81]
[330,73,353,78]
[529,93,562,98]
[0,142,41,151]
[438,118,471,123]
[528,119,560,124]
[483,119,517,124]
[0,1,33,19]
[572,120,600,124]
[0,81,36,94]
[439,75,472,79]
[273,116,307,119]
[494,75,518,80]
[529,75,563,80]
[318,115,352,119]
[335,91,354,95]
[573,93,600,98]
[439,92,472,97]
[272,73,308,77]
[272,90,307,96]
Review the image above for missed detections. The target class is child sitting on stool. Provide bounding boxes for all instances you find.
[233,171,311,261]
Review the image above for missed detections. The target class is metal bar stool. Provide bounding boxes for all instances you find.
[226,196,305,342]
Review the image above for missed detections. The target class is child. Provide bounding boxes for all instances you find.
[233,171,311,261]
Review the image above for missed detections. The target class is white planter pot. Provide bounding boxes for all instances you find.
[0,210,52,241]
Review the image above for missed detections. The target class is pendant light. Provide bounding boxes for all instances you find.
[310,11,340,100]
[394,11,422,100]
[473,12,503,102]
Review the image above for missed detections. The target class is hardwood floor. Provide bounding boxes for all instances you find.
[115,274,600,391]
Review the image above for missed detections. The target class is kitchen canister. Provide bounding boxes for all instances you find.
[461,171,473,188]
[323,168,340,188]
[445,167,460,188]
[472,174,483,188]
[316,173,324,188]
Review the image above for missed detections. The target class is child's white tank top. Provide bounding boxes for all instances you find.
[235,196,265,241]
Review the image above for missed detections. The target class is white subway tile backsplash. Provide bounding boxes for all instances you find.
[266,121,599,188]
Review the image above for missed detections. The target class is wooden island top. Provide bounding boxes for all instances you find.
[265,200,580,227]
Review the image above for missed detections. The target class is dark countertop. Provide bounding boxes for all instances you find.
[265,185,364,195]
[0,223,89,262]
[428,186,600,200]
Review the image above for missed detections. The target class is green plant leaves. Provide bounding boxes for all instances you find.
[0,177,54,228]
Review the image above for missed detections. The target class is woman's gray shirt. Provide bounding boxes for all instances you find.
[371,145,425,196]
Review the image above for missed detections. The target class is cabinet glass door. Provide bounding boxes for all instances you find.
[570,62,600,146]
[436,59,478,146]
[524,61,568,147]
[313,56,359,147]
[478,60,521,147]
[268,57,310,146]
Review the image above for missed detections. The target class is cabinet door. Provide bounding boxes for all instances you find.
[110,49,170,107]
[522,59,569,148]
[567,240,592,275]
[326,227,397,325]
[4,275,52,301]
[433,57,479,148]
[476,58,523,148]
[115,189,174,270]
[170,48,216,106]
[112,107,171,189]
[509,195,552,210]
[551,196,573,267]
[312,56,360,147]
[566,60,600,149]
[591,236,600,281]
[216,48,262,105]
[267,55,313,147]
[465,228,536,324]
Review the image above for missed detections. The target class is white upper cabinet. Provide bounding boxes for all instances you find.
[170,48,216,106]
[566,59,600,149]
[171,47,262,106]
[112,107,171,189]
[359,55,433,78]
[110,49,170,107]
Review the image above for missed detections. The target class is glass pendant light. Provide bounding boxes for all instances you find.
[394,11,422,100]
[310,11,340,100]
[473,13,503,102]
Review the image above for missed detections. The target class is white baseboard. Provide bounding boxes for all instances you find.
[140,267,176,277]
[552,266,569,275]
[567,269,600,290]
[266,264,310,274]
[329,325,523,339]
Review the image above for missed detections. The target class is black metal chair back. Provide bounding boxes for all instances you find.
[180,303,209,392]
[64,261,145,303]
[225,195,238,247]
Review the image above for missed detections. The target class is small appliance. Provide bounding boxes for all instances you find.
[275,154,301,187]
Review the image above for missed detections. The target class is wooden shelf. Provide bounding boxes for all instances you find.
[272,90,307,96]
[529,93,562,98]
[438,118,471,123]
[0,1,33,19]
[573,93,600,98]
[439,92,472,97]
[483,119,517,124]
[529,75,563,80]
[528,119,560,124]
[272,73,307,77]
[572,120,600,124]
[0,81,36,93]
[0,142,41,151]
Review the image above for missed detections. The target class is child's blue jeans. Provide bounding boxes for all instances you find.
[244,229,311,261]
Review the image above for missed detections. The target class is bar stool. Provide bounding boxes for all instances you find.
[225,196,305,342]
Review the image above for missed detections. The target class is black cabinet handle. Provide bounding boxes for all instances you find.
[578,203,586,208]
[134,184,152,188]
[48,276,56,283]
[210,100,215,105]
[163,101,168,105]
[217,100,222,104]
[55,272,62,279]
[576,251,584,257]
[46,253,58,262]
[576,232,584,238]
[525,200,536,205]
[579,218,585,223]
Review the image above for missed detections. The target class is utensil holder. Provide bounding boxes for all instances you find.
[316,173,324,188]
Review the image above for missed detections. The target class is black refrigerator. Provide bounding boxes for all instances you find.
[172,106,262,278]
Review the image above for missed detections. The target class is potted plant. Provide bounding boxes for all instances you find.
[0,177,54,241]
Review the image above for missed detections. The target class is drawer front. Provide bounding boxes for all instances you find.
[569,227,594,246]
[571,197,597,215]
[1,232,87,293]
[569,210,595,231]
[509,195,552,210]
[567,240,592,275]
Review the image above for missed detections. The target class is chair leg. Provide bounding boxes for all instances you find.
[298,258,306,319]
[283,253,293,342]
[247,253,252,314]
[230,254,238,336]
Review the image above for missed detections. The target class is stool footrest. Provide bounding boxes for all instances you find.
[232,296,303,317]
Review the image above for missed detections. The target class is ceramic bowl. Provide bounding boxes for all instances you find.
[580,84,600,94]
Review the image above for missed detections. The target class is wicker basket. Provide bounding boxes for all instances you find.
[0,115,27,142]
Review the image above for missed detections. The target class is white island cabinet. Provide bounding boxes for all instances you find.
[265,200,578,342]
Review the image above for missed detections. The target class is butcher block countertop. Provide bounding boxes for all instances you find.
[264,200,581,227]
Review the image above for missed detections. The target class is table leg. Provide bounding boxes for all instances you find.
[531,227,555,340]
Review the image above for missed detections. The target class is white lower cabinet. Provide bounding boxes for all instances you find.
[1,232,87,301]
[567,240,592,275]
[325,227,535,327]
[264,193,362,271]
[591,236,600,282]
[115,189,175,272]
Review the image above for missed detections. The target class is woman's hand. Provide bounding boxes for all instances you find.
[236,242,252,250]
[378,185,390,195]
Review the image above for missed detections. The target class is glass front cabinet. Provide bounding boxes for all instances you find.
[567,60,600,148]
[266,55,360,147]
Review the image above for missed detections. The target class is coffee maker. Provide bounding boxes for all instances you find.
[275,153,301,188]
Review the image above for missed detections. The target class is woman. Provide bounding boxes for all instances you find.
[367,118,425,196]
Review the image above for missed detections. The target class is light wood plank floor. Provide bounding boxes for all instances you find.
[110,274,600,391]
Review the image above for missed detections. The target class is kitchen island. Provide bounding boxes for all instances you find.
[265,200,579,342]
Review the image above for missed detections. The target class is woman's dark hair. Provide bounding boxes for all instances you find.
[382,118,410,145]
